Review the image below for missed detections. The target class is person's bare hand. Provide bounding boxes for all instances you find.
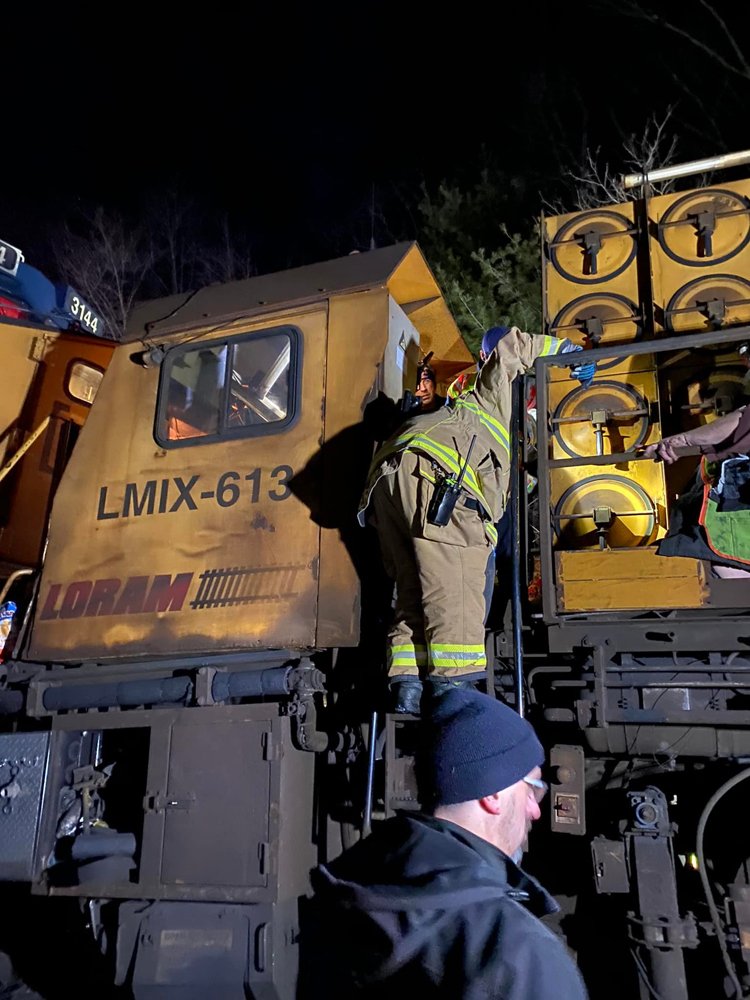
[642,436,687,464]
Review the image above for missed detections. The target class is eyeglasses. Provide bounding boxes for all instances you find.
[523,777,548,803]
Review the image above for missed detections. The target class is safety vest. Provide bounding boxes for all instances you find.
[700,458,750,565]
[358,329,569,547]
[447,371,477,401]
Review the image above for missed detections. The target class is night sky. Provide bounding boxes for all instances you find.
[4,2,750,277]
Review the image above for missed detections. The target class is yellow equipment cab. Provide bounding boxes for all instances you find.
[0,242,471,1000]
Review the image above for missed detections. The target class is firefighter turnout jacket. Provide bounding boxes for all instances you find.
[358,329,570,680]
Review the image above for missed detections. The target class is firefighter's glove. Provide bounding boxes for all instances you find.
[567,345,595,387]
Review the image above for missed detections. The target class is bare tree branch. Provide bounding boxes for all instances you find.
[455,288,484,331]
[699,0,750,77]
[619,1,750,81]
[558,108,679,211]
[55,201,256,340]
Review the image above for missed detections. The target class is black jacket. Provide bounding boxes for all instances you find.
[303,812,588,1000]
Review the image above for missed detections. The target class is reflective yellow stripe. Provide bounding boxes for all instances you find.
[430,657,487,667]
[542,335,565,356]
[454,398,510,458]
[448,373,476,400]
[431,644,486,653]
[540,335,565,356]
[388,643,428,667]
[429,642,487,668]
[379,432,486,505]
[420,451,494,544]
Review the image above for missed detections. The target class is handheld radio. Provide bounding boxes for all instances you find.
[426,435,478,527]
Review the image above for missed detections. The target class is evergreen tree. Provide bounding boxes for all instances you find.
[417,172,542,357]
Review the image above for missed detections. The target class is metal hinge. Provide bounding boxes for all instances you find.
[30,335,53,362]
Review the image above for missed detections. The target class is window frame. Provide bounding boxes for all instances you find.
[65,358,106,407]
[154,324,302,450]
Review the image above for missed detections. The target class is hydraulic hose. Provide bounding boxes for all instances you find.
[696,768,750,999]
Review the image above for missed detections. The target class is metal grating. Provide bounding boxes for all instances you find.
[0,732,50,880]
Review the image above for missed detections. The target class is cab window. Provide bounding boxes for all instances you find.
[67,361,104,405]
[156,326,300,447]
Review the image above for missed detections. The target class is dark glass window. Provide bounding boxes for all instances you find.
[67,361,104,405]
[156,327,300,447]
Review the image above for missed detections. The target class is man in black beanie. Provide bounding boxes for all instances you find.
[304,689,587,999]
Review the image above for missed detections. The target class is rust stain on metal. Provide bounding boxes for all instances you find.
[250,512,275,533]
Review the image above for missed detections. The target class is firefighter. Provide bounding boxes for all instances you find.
[414,363,446,414]
[359,326,593,713]
[446,326,510,402]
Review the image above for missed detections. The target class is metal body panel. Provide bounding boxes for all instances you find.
[313,289,390,647]
[0,732,50,880]
[38,704,315,903]
[384,295,421,404]
[649,179,750,335]
[544,203,641,343]
[127,242,469,372]
[0,321,47,467]
[0,330,113,567]
[28,306,328,662]
[536,325,750,622]
[549,744,586,836]
[24,243,469,661]
[556,549,708,612]
[160,719,271,887]
[128,243,418,342]
[116,899,299,1000]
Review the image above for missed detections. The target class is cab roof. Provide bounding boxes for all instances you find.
[126,241,473,367]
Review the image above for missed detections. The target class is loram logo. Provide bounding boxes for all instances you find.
[40,574,194,621]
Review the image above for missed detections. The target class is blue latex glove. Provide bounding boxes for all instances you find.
[570,362,596,387]
[567,345,595,387]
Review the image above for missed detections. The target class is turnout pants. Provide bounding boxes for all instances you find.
[370,452,491,681]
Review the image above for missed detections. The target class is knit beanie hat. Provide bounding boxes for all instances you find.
[481,326,512,359]
[416,688,544,806]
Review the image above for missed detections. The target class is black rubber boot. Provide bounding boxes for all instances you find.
[389,677,423,715]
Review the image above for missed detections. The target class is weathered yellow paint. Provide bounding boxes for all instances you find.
[649,179,750,335]
[550,457,668,549]
[0,322,47,466]
[548,368,662,462]
[557,549,709,611]
[28,243,467,662]
[316,289,391,647]
[0,327,114,567]
[549,368,669,550]
[387,245,471,369]
[543,201,641,383]
[29,305,327,661]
